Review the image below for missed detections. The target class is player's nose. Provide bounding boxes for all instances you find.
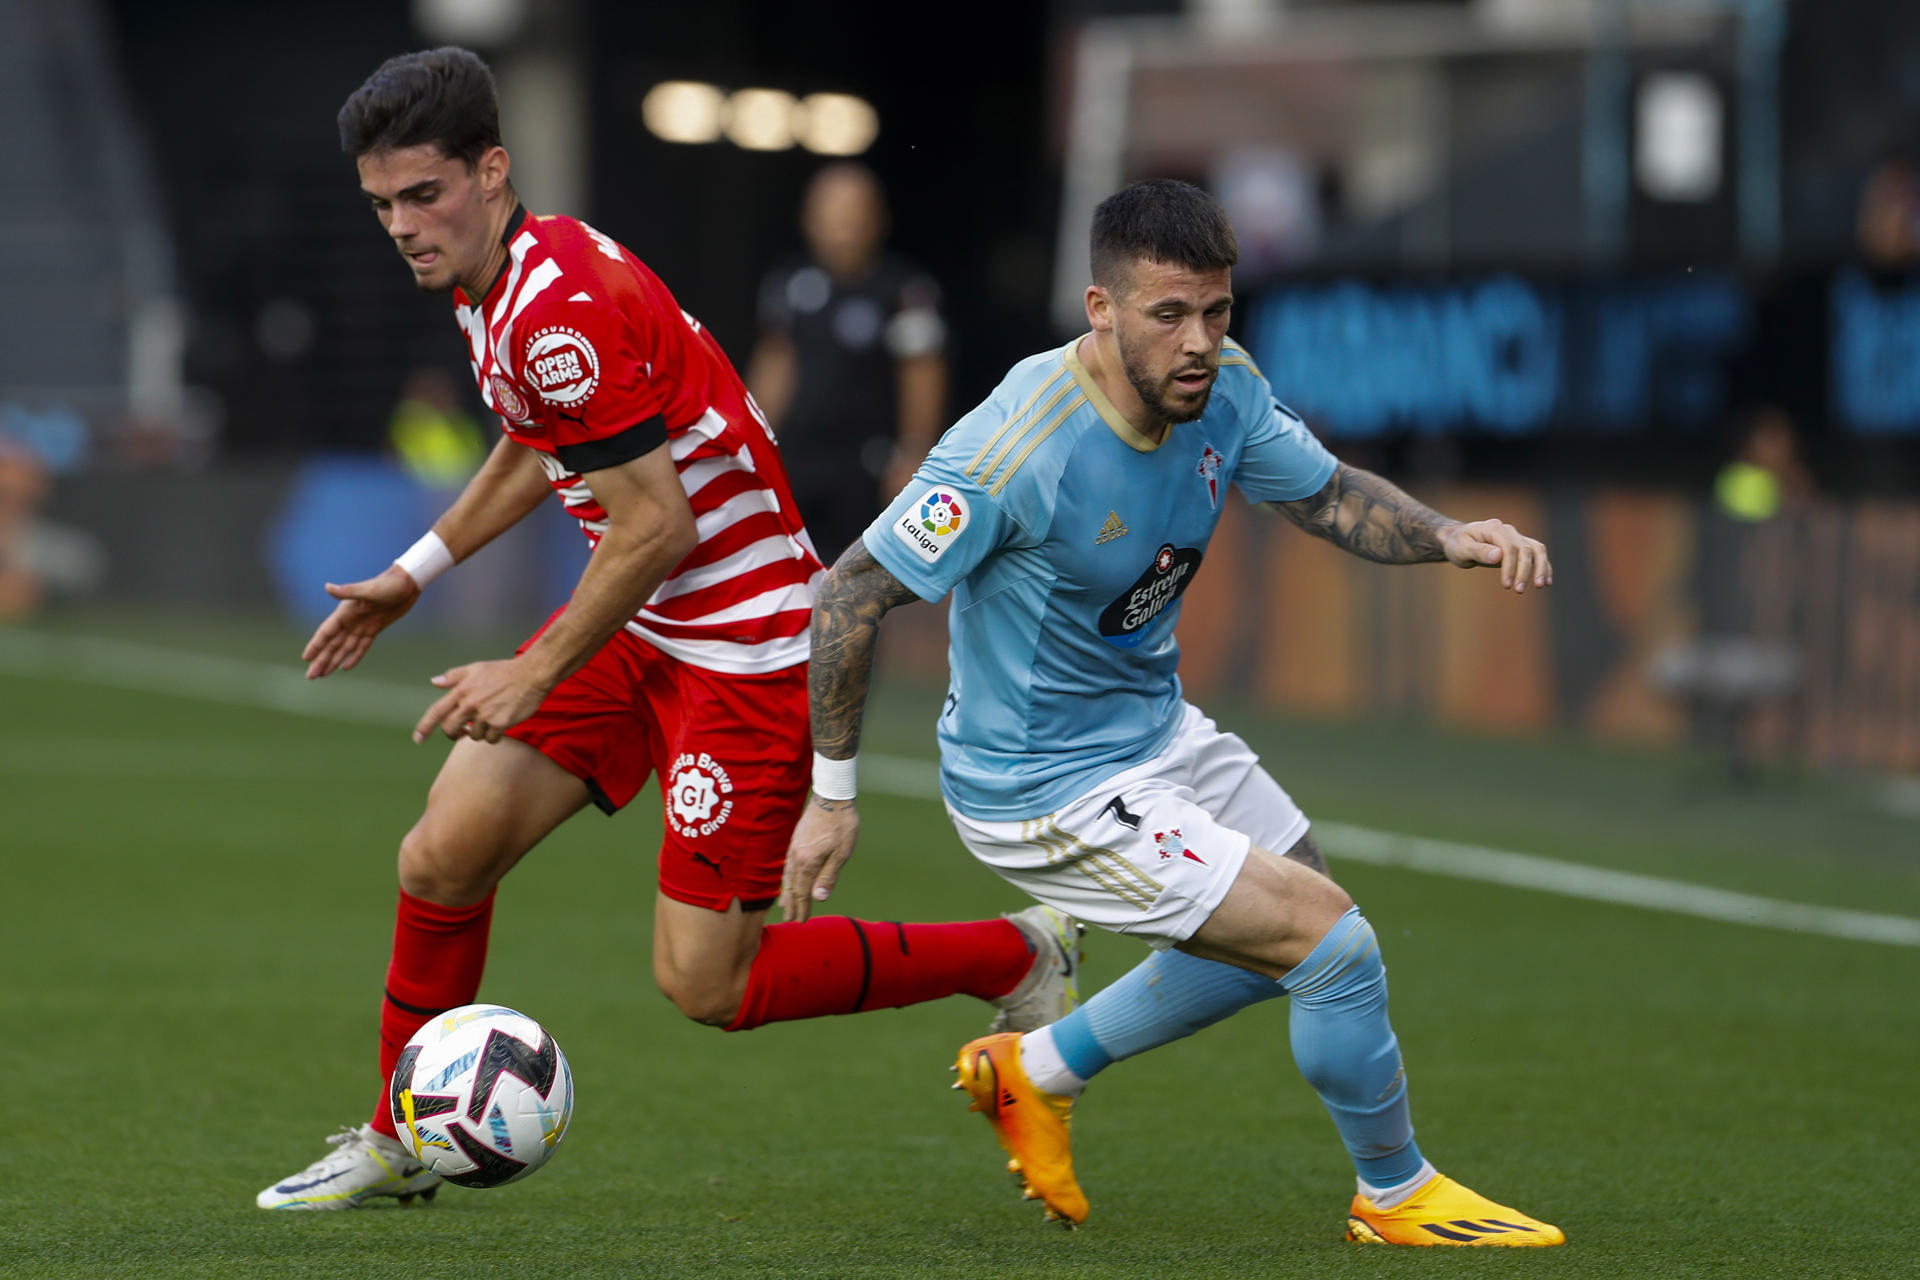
[1178,314,1212,355]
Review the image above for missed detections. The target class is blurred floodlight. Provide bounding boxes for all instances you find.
[642,81,727,144]
[795,93,879,156]
[727,88,798,151]
[412,0,525,45]
[1636,72,1722,202]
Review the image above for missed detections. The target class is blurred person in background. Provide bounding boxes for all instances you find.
[256,46,1079,1213]
[747,163,948,564]
[387,366,486,489]
[1738,140,1920,487]
[0,439,49,618]
[1714,410,1814,523]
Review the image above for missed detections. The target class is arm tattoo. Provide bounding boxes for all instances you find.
[1272,463,1458,564]
[1282,831,1329,877]
[808,539,921,761]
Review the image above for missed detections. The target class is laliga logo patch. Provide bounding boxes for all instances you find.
[489,374,531,423]
[523,326,600,407]
[892,486,967,564]
[667,752,734,838]
[920,490,965,536]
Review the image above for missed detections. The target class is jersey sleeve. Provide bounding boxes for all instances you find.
[514,296,670,473]
[1231,369,1339,504]
[862,441,1017,603]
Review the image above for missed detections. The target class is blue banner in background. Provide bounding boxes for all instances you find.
[267,456,586,628]
[1829,267,1920,434]
[1241,274,1751,438]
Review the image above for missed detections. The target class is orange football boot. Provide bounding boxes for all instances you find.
[953,1032,1088,1226]
[1346,1172,1565,1246]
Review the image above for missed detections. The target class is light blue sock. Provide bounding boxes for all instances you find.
[1281,906,1425,1190]
[1049,947,1286,1081]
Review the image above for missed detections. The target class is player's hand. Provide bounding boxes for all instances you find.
[302,565,422,679]
[1438,519,1553,593]
[781,794,860,922]
[412,656,553,744]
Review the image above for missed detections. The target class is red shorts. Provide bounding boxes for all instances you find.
[506,618,810,913]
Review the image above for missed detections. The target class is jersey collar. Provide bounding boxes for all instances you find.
[482,204,529,304]
[463,203,529,313]
[1064,335,1167,453]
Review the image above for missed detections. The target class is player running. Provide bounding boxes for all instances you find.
[784,179,1565,1246]
[257,47,1079,1211]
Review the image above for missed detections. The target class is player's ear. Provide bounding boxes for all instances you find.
[1085,284,1114,333]
[477,145,511,200]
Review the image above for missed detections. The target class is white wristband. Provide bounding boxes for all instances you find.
[394,531,454,589]
[811,751,857,801]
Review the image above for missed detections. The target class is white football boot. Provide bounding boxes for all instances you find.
[255,1123,442,1209]
[990,905,1085,1033]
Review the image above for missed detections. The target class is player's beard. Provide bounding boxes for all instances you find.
[1117,328,1216,426]
[399,245,459,294]
[408,261,457,295]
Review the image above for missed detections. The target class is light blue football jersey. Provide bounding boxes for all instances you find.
[863,336,1337,820]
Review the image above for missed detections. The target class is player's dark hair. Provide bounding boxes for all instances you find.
[1090,179,1239,293]
[338,47,503,166]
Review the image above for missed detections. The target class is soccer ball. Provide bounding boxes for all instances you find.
[388,1003,574,1188]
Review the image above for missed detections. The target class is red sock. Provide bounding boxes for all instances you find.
[725,917,1031,1031]
[368,889,495,1137]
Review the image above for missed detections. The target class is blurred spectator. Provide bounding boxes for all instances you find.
[1714,410,1814,522]
[1853,147,1920,270]
[1737,141,1920,490]
[0,441,50,619]
[747,163,948,565]
[388,367,486,489]
[1211,148,1324,277]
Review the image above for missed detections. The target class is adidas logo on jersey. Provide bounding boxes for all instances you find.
[1094,511,1128,545]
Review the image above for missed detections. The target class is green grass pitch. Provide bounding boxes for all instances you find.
[1,614,1916,1278]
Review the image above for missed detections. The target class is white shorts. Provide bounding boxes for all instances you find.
[946,703,1310,948]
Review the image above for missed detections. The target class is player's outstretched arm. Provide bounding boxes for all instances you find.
[1271,462,1552,592]
[302,439,550,679]
[412,440,696,743]
[780,539,921,922]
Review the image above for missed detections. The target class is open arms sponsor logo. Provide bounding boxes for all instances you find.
[891,487,967,564]
[1097,542,1203,648]
[523,326,601,407]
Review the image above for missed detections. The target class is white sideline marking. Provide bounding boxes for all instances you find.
[1312,822,1920,949]
[4,629,1917,948]
[0,629,422,727]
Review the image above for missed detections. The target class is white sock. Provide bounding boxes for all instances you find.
[1358,1159,1438,1209]
[1017,1026,1087,1097]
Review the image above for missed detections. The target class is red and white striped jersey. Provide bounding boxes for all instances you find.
[452,208,822,674]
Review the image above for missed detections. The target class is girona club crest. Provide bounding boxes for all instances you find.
[489,373,531,422]
[667,752,735,839]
